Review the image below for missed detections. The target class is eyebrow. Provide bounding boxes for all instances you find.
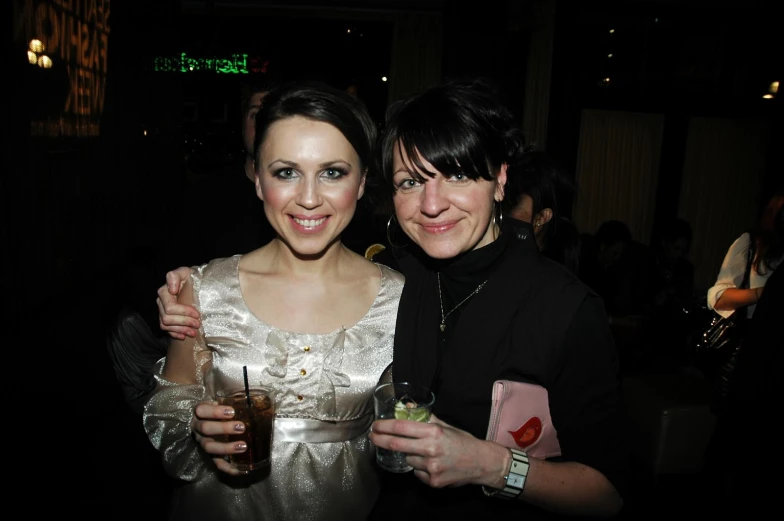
[393,164,432,181]
[266,159,353,170]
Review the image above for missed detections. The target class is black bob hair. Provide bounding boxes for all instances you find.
[380,78,526,196]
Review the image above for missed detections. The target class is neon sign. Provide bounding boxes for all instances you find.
[153,53,269,74]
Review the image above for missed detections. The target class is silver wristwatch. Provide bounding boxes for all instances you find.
[482,449,529,499]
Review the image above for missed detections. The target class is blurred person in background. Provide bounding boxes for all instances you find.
[704,195,784,516]
[506,150,581,274]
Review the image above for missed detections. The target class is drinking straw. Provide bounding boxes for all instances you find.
[242,366,254,463]
[243,365,252,409]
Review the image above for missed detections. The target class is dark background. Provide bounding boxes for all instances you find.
[4,1,781,519]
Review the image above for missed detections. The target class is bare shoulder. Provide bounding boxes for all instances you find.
[342,248,384,282]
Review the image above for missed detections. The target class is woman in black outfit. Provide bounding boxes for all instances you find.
[365,78,627,520]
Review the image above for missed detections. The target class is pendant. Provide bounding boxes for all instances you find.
[440,323,446,332]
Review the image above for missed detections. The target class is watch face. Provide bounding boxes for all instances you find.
[506,451,529,492]
[508,474,526,489]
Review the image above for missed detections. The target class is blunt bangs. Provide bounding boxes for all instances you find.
[382,90,498,188]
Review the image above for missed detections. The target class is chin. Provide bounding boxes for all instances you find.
[417,242,464,260]
[279,235,340,257]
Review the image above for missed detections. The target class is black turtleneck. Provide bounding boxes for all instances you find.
[438,225,509,321]
[373,218,629,521]
[389,219,536,393]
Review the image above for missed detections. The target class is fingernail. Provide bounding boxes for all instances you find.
[235,442,247,452]
[233,423,245,432]
[188,330,197,337]
[223,408,235,417]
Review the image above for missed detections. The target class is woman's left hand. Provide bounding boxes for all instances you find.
[369,413,508,489]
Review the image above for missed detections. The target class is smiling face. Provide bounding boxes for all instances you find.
[255,116,365,257]
[391,143,506,260]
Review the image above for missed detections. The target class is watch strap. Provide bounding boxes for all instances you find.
[482,448,529,499]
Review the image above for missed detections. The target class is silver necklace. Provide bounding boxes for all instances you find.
[437,272,488,332]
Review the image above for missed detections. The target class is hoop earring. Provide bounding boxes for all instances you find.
[386,214,409,248]
[492,201,503,240]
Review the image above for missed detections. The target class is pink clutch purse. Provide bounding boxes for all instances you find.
[485,380,562,459]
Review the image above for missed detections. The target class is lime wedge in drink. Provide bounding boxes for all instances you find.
[392,399,429,422]
[408,408,430,422]
[393,400,410,420]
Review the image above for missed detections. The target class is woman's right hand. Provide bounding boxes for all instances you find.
[156,266,200,340]
[191,400,248,475]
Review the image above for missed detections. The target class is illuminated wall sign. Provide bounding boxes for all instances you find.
[152,53,269,75]
[13,0,111,138]
[154,53,249,74]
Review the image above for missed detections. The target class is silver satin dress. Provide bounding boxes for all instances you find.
[143,255,404,521]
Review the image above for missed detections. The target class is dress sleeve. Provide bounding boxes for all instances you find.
[707,233,750,319]
[142,360,211,481]
[548,295,630,497]
[142,266,214,481]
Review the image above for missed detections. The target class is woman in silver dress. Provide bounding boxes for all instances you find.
[143,81,404,521]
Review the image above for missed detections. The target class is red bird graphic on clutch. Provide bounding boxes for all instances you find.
[487,380,561,458]
[508,416,543,449]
